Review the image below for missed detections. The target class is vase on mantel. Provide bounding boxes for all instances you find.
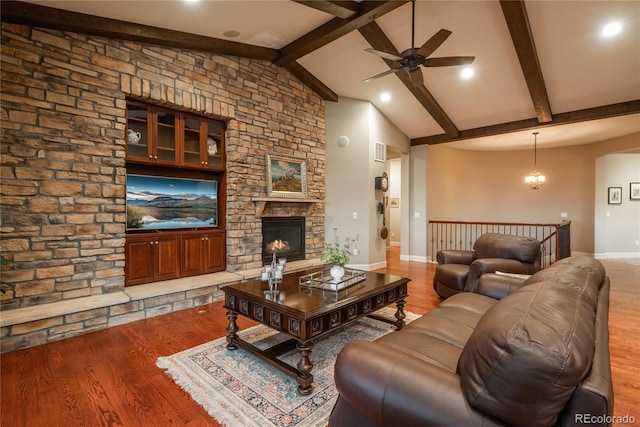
[330,265,345,282]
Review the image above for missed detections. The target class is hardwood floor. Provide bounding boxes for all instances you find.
[1,249,638,426]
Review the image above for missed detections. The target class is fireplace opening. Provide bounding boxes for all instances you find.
[262,217,305,264]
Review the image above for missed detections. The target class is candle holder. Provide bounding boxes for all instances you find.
[261,252,286,295]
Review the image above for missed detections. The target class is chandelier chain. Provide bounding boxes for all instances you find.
[533,131,539,167]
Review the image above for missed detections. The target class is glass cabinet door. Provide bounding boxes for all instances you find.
[206,121,224,168]
[155,109,177,163]
[183,116,202,167]
[126,102,151,161]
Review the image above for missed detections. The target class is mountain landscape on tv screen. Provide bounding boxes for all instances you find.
[126,175,217,230]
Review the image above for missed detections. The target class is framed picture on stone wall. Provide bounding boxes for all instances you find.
[266,153,308,199]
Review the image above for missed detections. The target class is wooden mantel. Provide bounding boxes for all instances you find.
[252,197,323,218]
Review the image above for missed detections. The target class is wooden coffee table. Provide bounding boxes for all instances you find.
[223,267,410,394]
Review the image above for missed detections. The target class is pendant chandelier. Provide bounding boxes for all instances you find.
[524,132,545,190]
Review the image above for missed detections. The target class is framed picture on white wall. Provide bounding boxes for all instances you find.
[630,182,640,200]
[608,187,622,205]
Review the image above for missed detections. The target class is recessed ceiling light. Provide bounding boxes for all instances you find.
[380,92,391,102]
[460,67,474,79]
[602,22,622,37]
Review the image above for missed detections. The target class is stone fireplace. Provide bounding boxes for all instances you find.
[0,22,326,352]
[262,217,305,264]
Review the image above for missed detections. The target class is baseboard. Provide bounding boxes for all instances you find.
[594,252,640,259]
[347,261,387,271]
[399,254,429,263]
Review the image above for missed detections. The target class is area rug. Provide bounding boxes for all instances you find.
[157,307,419,427]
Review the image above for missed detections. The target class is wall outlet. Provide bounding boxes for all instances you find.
[352,212,357,220]
[636,241,640,246]
[561,212,568,218]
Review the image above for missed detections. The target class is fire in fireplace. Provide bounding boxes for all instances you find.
[262,217,305,264]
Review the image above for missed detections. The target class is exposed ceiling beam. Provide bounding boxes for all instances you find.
[275,0,408,66]
[292,1,359,19]
[0,1,278,61]
[284,62,339,102]
[358,22,460,138]
[410,100,640,146]
[500,0,553,123]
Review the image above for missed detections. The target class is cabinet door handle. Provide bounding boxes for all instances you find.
[149,155,153,159]
[154,155,158,160]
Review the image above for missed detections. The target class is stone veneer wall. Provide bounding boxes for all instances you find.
[0,23,325,352]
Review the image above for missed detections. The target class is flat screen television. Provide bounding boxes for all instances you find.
[126,174,217,231]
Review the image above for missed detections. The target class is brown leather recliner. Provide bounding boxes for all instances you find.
[433,233,541,298]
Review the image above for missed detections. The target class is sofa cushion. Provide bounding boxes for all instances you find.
[473,233,540,264]
[457,265,601,426]
[376,293,497,372]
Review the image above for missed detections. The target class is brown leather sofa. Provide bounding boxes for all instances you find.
[433,232,541,299]
[329,256,613,427]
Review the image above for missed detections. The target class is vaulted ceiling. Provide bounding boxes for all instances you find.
[2,0,639,151]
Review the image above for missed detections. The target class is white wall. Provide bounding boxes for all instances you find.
[594,152,640,258]
[409,144,428,262]
[325,98,370,267]
[426,132,640,255]
[325,98,410,269]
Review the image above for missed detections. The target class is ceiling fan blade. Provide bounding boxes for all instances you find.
[423,56,475,67]
[416,29,452,58]
[409,68,423,86]
[363,68,403,83]
[364,48,404,62]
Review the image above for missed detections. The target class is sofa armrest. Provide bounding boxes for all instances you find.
[465,258,534,293]
[475,273,529,300]
[333,341,497,426]
[437,250,474,265]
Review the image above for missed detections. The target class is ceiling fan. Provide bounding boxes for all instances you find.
[363,0,475,86]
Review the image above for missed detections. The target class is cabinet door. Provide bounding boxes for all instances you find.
[204,232,226,273]
[125,102,153,162]
[204,121,224,169]
[182,116,203,168]
[154,234,181,281]
[154,109,178,164]
[181,233,205,277]
[125,235,155,286]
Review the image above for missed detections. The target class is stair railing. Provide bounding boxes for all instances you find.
[428,220,571,268]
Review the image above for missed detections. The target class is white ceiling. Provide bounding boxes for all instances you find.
[23,0,640,151]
